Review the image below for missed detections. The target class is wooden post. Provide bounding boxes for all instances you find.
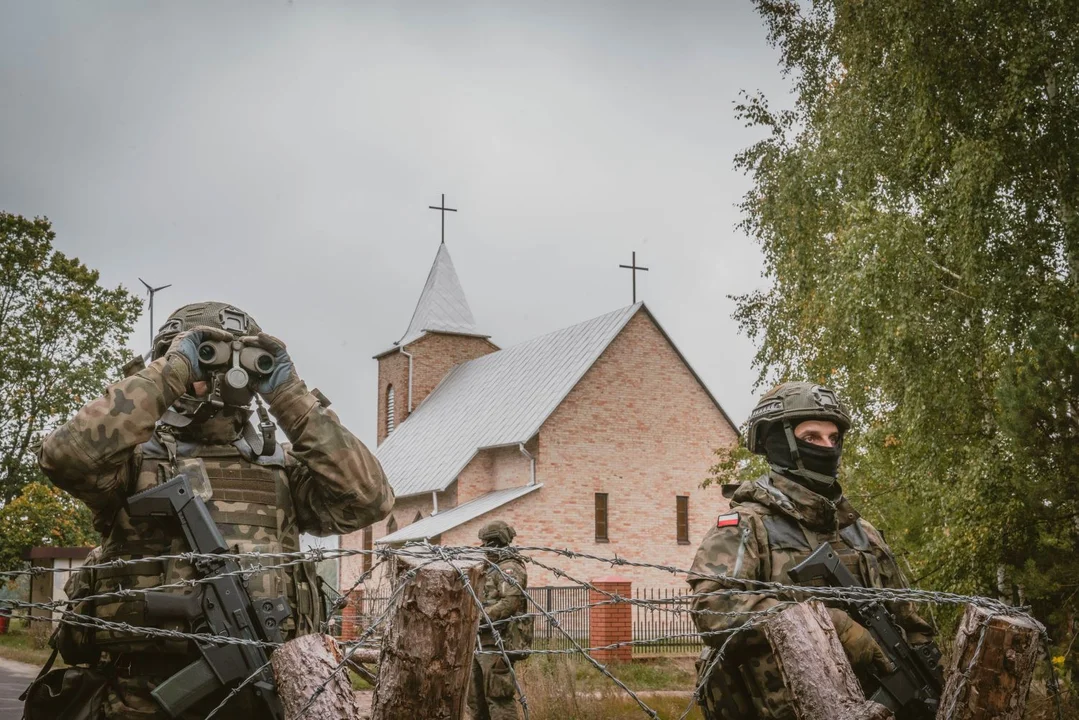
[936,605,1043,720]
[272,633,364,720]
[762,601,893,720]
[369,554,483,720]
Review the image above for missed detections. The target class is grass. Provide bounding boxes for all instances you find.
[514,655,702,720]
[557,655,696,693]
[349,654,701,719]
[0,618,58,668]
[349,670,375,691]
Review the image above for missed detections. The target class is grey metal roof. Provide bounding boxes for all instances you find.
[397,243,485,347]
[377,484,543,544]
[376,303,643,496]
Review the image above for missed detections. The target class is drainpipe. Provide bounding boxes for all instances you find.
[399,347,414,412]
[431,491,439,515]
[518,443,536,485]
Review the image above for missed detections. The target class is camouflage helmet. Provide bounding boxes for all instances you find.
[478,520,516,547]
[152,302,262,360]
[746,381,851,455]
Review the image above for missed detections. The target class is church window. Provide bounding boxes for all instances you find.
[676,496,690,545]
[386,385,396,435]
[362,526,373,574]
[386,515,398,535]
[594,493,609,543]
[414,511,423,524]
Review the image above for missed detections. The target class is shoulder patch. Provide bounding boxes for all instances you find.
[716,513,740,529]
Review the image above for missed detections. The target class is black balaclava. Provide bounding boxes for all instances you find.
[763,423,843,498]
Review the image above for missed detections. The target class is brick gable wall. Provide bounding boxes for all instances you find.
[409,333,499,410]
[376,332,498,445]
[350,308,737,594]
[439,310,737,588]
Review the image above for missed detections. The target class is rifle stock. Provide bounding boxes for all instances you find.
[789,544,943,720]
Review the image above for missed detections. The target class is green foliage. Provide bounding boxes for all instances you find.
[703,442,770,489]
[0,212,142,501]
[0,481,96,571]
[736,0,1078,665]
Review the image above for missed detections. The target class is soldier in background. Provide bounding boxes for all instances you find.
[689,382,935,720]
[467,520,532,720]
[31,302,394,719]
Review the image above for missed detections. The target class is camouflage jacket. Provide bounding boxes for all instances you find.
[688,472,934,720]
[479,555,531,652]
[38,354,395,654]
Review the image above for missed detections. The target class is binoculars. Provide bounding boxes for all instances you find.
[197,340,275,406]
[197,340,275,375]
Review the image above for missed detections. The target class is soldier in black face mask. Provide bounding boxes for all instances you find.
[688,382,937,720]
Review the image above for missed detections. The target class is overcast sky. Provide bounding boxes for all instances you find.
[0,1,791,448]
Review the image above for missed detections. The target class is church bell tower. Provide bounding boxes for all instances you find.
[373,242,498,445]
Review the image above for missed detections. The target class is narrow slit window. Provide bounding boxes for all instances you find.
[595,493,609,543]
[676,495,690,545]
[386,515,398,535]
[362,525,373,573]
[386,385,396,435]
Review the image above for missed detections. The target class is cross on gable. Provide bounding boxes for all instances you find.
[618,251,649,304]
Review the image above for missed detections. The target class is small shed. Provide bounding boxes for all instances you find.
[23,546,93,620]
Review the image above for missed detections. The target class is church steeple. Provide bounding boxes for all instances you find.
[375,243,498,445]
[397,243,485,347]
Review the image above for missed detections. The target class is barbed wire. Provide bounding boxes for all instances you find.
[2,542,1062,720]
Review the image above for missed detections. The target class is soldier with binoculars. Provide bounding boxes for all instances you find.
[29,301,395,719]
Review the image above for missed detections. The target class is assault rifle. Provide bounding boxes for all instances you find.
[789,544,944,720]
[127,474,291,718]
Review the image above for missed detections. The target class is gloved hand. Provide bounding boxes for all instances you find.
[166,325,235,382]
[241,332,299,399]
[828,608,896,674]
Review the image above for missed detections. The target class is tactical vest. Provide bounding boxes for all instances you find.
[751,508,889,590]
[697,509,891,720]
[479,560,533,653]
[89,431,323,654]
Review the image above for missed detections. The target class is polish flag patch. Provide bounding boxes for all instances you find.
[716,513,740,529]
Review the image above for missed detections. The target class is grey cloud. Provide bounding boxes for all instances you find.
[0,0,791,446]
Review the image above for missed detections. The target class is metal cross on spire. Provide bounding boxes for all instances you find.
[619,251,649,304]
[428,194,458,244]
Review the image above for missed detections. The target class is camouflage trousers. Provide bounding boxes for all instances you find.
[696,646,796,720]
[467,654,520,720]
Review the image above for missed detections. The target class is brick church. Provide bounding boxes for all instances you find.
[340,243,737,590]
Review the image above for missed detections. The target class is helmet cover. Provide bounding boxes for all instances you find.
[152,302,262,360]
[746,381,851,455]
[478,520,517,546]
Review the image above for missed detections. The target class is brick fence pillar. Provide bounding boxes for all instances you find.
[340,588,364,641]
[589,576,633,664]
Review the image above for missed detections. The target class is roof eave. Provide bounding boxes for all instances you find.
[377,484,543,543]
[372,329,498,359]
[390,435,539,498]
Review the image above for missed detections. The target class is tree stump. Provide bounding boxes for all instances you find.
[370,554,484,720]
[936,605,1043,720]
[272,633,363,720]
[763,601,893,720]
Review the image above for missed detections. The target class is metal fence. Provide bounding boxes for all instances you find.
[335,586,590,650]
[338,585,699,656]
[632,586,702,657]
[333,592,394,640]
[530,585,590,651]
